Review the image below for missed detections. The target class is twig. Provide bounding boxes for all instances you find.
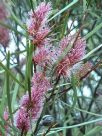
[42,123,57,136]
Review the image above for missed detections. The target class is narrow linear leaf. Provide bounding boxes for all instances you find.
[45,118,102,135]
[70,74,78,110]
[0,64,17,74]
[25,41,34,99]
[0,21,26,37]
[85,23,102,39]
[11,49,26,56]
[30,0,34,11]
[52,118,102,131]
[0,115,18,135]
[6,52,13,123]
[0,61,25,89]
[81,44,102,60]
[61,100,102,117]
[6,4,26,30]
[83,126,102,136]
[0,80,6,115]
[0,122,14,136]
[37,118,102,136]
[11,74,20,110]
[48,0,78,21]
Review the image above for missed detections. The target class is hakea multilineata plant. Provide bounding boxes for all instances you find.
[12,2,93,134]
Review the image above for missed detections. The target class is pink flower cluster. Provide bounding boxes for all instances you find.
[15,2,52,133]
[0,3,9,48]
[31,72,51,92]
[28,1,82,77]
[33,34,86,77]
[27,1,53,72]
[15,1,91,134]
[55,35,86,76]
[28,3,86,77]
[33,47,52,67]
[27,2,52,47]
[14,108,30,133]
[15,72,50,132]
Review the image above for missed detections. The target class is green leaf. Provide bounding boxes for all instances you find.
[11,49,27,56]
[0,64,17,74]
[83,0,87,12]
[85,23,102,39]
[0,122,6,135]
[0,115,18,135]
[11,74,20,111]
[45,118,102,135]
[84,126,102,136]
[6,52,13,123]
[0,21,26,37]
[0,80,6,115]
[10,11,26,30]
[61,101,102,117]
[0,61,25,89]
[70,74,78,110]
[81,44,102,60]
[25,41,34,99]
[48,0,78,21]
[30,0,34,11]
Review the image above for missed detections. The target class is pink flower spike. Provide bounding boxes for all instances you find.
[20,90,43,120]
[3,111,9,121]
[33,2,52,23]
[33,47,52,67]
[0,4,7,20]
[68,37,86,64]
[59,35,74,51]
[0,27,9,47]
[55,34,86,77]
[55,57,71,76]
[32,27,50,47]
[27,2,52,47]
[14,107,30,133]
[31,72,51,92]
[60,35,86,64]
[2,110,9,135]
[30,89,44,119]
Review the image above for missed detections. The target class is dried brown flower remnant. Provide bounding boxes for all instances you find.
[76,62,93,79]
